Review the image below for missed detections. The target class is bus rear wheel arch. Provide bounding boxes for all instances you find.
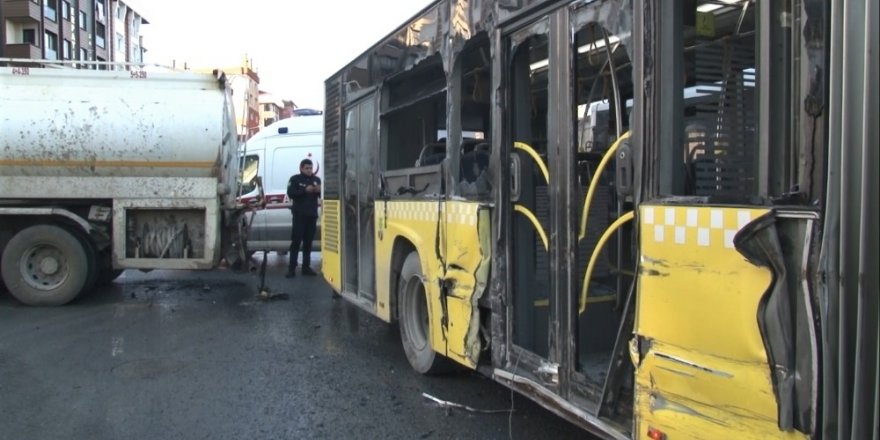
[397,250,451,374]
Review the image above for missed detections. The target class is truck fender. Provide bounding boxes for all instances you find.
[0,207,92,235]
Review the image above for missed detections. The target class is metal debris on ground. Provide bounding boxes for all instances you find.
[253,250,289,301]
[422,393,512,414]
[257,290,290,301]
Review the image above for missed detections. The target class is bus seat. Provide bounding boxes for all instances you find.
[417,142,446,166]
[460,149,490,182]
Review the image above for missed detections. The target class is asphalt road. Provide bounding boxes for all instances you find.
[0,253,591,440]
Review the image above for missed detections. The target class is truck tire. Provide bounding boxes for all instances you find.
[71,229,98,295]
[0,225,89,306]
[398,251,451,374]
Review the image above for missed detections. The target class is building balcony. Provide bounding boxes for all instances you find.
[3,43,41,59]
[1,0,41,23]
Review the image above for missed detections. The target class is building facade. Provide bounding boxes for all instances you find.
[0,0,147,67]
[258,91,285,129]
[204,63,261,141]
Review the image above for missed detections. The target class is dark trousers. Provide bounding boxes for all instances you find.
[289,214,317,271]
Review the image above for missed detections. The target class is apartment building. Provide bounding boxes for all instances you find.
[198,62,261,141]
[0,0,147,67]
[279,99,297,120]
[259,92,299,128]
[258,91,285,129]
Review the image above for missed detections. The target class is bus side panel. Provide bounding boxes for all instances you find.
[441,201,491,368]
[321,199,342,292]
[376,201,444,326]
[633,205,806,440]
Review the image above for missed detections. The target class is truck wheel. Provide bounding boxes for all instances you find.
[0,225,89,306]
[398,251,450,374]
[72,230,98,295]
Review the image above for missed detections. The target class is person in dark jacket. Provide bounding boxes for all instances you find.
[286,159,321,277]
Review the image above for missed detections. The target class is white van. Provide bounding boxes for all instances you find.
[239,115,323,255]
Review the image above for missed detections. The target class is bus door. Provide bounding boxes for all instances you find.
[341,94,378,304]
[504,16,557,381]
[632,2,818,438]
[502,3,639,420]
[568,0,638,420]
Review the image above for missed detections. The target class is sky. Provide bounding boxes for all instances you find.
[137,0,434,110]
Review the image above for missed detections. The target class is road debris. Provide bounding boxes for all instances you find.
[422,393,512,414]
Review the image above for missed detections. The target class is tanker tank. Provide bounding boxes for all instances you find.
[0,66,237,180]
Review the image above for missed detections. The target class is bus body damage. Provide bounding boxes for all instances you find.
[440,202,492,366]
[635,205,808,439]
[322,0,878,438]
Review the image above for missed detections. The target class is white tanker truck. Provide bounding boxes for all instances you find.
[0,63,250,306]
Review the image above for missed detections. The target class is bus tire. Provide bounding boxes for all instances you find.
[398,251,450,374]
[0,225,89,306]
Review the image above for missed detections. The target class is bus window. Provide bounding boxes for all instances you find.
[455,33,492,200]
[381,54,447,172]
[658,0,775,200]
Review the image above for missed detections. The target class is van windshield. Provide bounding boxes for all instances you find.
[239,154,259,195]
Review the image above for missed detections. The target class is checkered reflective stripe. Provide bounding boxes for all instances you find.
[385,201,479,226]
[386,201,439,222]
[444,202,479,226]
[642,206,765,249]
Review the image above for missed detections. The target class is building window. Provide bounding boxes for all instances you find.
[79,47,88,60]
[116,32,124,50]
[263,118,275,127]
[79,11,87,30]
[62,39,72,59]
[132,45,142,63]
[95,0,105,21]
[23,29,37,45]
[44,0,58,22]
[96,22,106,48]
[44,31,58,59]
[61,1,71,20]
[116,5,124,20]
[263,104,272,111]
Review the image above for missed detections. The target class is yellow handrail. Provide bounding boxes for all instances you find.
[578,131,632,242]
[514,142,550,184]
[579,211,634,315]
[514,204,548,251]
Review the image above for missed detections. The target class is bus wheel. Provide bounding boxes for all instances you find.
[398,251,449,374]
[0,225,89,306]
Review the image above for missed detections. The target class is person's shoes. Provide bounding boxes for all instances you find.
[285,271,296,278]
[301,267,318,276]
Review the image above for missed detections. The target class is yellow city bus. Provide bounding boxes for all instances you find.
[320,1,878,438]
